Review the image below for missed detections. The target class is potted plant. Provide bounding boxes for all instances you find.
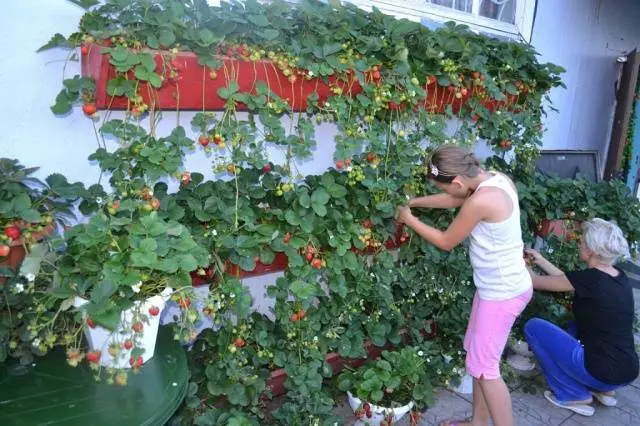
[337,346,434,426]
[0,158,85,282]
[0,159,88,364]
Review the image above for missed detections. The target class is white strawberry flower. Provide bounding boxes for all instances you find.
[15,283,25,293]
[131,282,142,293]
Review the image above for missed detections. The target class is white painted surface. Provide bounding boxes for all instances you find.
[532,0,640,167]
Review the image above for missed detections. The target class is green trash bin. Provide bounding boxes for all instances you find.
[0,327,188,426]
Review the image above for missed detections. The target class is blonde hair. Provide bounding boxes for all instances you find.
[428,145,481,182]
[583,218,630,265]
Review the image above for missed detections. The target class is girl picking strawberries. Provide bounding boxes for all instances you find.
[396,145,532,426]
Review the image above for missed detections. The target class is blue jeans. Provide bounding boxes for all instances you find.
[524,318,620,402]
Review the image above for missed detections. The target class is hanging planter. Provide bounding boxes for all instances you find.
[73,287,173,369]
[81,43,362,111]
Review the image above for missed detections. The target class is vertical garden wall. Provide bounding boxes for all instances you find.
[3,0,638,424]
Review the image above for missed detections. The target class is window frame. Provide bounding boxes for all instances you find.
[344,0,537,42]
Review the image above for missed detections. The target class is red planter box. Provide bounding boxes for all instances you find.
[81,44,361,111]
[352,221,408,255]
[264,328,416,397]
[82,44,523,114]
[225,252,289,278]
[536,219,582,239]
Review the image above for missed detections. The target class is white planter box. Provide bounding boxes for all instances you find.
[74,287,173,369]
[347,391,413,426]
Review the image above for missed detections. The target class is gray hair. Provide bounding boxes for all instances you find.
[583,218,630,265]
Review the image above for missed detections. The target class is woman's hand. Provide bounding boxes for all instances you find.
[396,205,414,224]
[524,248,545,265]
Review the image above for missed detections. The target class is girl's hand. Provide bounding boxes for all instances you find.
[524,248,544,265]
[396,205,414,224]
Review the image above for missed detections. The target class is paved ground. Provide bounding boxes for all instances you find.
[333,289,640,425]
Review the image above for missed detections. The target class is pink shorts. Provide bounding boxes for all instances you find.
[463,288,532,379]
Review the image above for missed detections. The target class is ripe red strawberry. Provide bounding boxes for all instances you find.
[80,45,89,55]
[4,226,20,241]
[129,356,143,368]
[123,340,134,350]
[86,351,101,363]
[427,75,436,85]
[148,306,160,316]
[213,134,223,145]
[499,140,512,149]
[86,318,97,329]
[306,252,314,261]
[0,245,9,257]
[283,232,292,244]
[311,258,322,269]
[262,163,272,173]
[234,337,245,348]
[198,135,209,147]
[297,309,306,320]
[372,70,381,80]
[335,160,345,170]
[366,152,377,163]
[132,322,143,333]
[290,312,299,322]
[150,198,161,210]
[82,103,97,116]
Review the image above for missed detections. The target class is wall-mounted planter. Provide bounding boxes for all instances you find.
[81,44,361,111]
[190,252,289,286]
[536,219,582,239]
[351,221,408,255]
[225,252,289,279]
[265,328,414,397]
[82,43,524,115]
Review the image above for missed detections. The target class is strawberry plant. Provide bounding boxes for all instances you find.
[29,0,582,420]
[337,346,435,410]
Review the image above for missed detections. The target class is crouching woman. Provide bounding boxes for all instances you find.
[524,218,639,417]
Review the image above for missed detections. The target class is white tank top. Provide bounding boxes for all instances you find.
[469,173,532,301]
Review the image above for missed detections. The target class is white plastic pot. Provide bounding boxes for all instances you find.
[74,287,173,369]
[510,340,534,357]
[347,391,414,426]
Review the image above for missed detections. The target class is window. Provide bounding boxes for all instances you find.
[345,0,536,42]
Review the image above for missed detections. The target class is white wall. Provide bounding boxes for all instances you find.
[532,0,640,164]
[0,1,342,187]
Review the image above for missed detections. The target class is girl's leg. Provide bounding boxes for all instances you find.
[524,318,592,403]
[440,379,491,426]
[462,289,531,426]
[477,376,513,426]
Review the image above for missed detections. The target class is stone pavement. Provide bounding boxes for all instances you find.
[333,289,640,425]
